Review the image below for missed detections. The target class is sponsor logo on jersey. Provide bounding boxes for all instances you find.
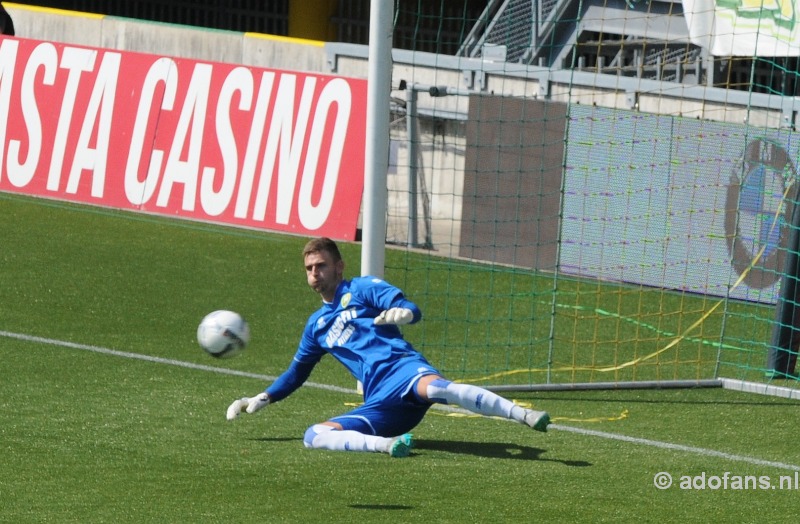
[325,307,357,347]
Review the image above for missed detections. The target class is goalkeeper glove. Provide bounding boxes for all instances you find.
[374,307,414,326]
[226,392,270,420]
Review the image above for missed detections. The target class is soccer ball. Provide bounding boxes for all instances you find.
[197,310,250,358]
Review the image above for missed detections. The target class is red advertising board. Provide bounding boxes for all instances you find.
[0,37,367,240]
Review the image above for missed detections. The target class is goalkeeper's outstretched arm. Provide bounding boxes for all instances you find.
[226,358,316,420]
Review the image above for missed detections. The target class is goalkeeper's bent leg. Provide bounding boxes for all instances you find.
[303,424,410,456]
[425,378,525,421]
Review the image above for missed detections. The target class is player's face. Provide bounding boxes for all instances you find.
[304,250,343,302]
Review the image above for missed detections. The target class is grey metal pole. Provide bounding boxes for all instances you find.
[406,87,418,248]
[360,0,392,278]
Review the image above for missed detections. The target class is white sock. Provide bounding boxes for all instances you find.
[303,424,394,453]
[426,379,525,422]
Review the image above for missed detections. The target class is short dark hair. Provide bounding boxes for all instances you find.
[302,237,342,263]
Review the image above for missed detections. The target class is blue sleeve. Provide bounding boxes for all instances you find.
[357,276,422,323]
[395,297,422,324]
[265,358,317,403]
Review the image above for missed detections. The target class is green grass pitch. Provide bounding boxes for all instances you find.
[1,193,799,523]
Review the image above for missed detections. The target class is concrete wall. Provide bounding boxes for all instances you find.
[7,4,330,72]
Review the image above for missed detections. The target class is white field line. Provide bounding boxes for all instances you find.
[2,329,799,472]
[551,424,800,472]
[0,330,352,394]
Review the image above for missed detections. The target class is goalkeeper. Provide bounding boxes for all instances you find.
[226,237,550,457]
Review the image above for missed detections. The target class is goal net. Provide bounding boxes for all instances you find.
[377,0,800,396]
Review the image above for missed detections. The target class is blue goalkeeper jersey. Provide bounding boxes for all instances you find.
[267,276,429,402]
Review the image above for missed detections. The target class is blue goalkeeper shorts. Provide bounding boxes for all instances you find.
[328,357,441,437]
